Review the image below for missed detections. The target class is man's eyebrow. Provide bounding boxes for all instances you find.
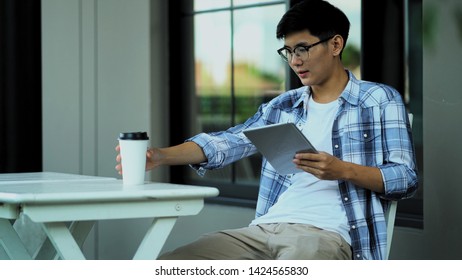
[283,42,310,49]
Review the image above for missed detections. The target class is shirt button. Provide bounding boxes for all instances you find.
[344,197,349,201]
[334,144,339,149]
[363,133,368,138]
[351,225,356,230]
[356,254,361,258]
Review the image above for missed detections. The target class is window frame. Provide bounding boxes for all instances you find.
[168,0,288,205]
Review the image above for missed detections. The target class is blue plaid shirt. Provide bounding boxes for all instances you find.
[188,70,418,260]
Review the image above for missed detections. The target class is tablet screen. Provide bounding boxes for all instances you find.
[243,123,317,174]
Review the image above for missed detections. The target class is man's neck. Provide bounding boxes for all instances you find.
[310,68,349,104]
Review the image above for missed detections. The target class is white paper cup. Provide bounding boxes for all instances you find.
[118,132,149,186]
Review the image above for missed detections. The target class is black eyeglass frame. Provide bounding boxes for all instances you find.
[277,35,335,62]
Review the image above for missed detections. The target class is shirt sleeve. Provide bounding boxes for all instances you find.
[378,96,419,200]
[186,107,267,175]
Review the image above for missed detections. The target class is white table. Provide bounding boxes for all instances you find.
[0,172,219,260]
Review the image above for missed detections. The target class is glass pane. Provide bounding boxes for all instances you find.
[194,0,230,11]
[189,11,233,183]
[329,0,361,77]
[233,4,286,184]
[194,11,232,134]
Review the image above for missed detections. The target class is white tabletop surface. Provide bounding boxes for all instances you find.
[0,172,219,204]
[0,172,115,184]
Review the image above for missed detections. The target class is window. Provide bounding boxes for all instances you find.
[170,0,288,201]
[169,0,362,200]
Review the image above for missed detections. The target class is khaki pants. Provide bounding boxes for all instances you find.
[158,223,352,260]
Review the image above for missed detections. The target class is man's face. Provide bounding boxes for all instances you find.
[282,30,333,86]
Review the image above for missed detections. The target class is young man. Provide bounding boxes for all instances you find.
[116,0,418,260]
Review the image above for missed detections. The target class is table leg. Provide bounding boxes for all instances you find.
[41,222,86,260]
[35,221,95,260]
[0,219,32,260]
[70,221,96,247]
[133,217,177,260]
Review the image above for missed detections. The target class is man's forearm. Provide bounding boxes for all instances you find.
[342,162,384,193]
[154,141,207,167]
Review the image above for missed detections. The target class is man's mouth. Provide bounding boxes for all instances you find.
[297,70,309,78]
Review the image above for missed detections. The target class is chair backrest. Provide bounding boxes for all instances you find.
[385,113,413,259]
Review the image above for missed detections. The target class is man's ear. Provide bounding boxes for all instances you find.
[331,35,344,56]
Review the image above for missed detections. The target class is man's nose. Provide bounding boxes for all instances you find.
[289,54,302,66]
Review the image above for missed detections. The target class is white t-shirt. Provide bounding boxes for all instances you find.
[251,96,351,244]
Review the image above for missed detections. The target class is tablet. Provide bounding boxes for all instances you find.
[243,122,317,175]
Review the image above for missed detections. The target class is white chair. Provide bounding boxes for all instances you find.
[385,113,413,259]
[385,202,397,259]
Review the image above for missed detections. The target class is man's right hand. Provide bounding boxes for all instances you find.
[115,145,159,175]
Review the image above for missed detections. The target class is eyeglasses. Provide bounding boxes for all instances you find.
[277,36,334,62]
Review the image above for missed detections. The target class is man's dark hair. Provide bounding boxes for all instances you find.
[276,0,350,48]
